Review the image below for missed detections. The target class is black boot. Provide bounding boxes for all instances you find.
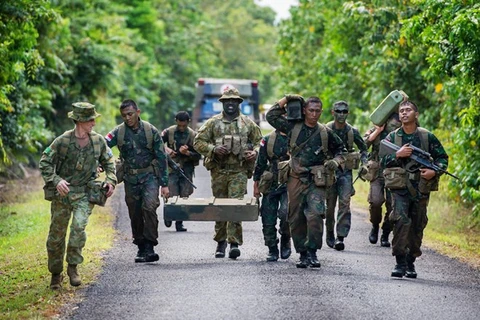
[144,241,159,262]
[326,231,335,248]
[296,251,309,268]
[405,255,417,278]
[280,236,292,259]
[391,255,407,278]
[380,232,391,247]
[369,225,379,244]
[175,221,187,232]
[266,245,279,262]
[307,249,321,268]
[228,243,241,259]
[215,240,227,258]
[334,236,345,251]
[164,219,172,228]
[135,243,146,263]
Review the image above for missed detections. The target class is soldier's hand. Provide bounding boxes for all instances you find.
[214,145,230,156]
[161,186,169,198]
[396,144,413,159]
[253,181,261,198]
[105,183,115,198]
[179,145,190,155]
[56,179,70,197]
[324,159,340,171]
[244,150,257,161]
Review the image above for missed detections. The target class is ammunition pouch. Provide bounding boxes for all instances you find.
[310,165,335,187]
[258,171,274,194]
[418,176,439,194]
[345,152,361,170]
[278,161,290,184]
[203,157,215,171]
[383,167,407,189]
[363,160,380,182]
[43,182,57,201]
[87,181,108,207]
[115,158,124,184]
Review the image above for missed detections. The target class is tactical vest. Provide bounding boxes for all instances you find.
[290,122,328,157]
[326,121,354,150]
[117,120,153,150]
[56,129,102,169]
[393,127,429,151]
[167,125,199,167]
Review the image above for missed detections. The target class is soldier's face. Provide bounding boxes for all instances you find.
[332,108,349,123]
[398,105,418,125]
[222,99,241,116]
[176,120,189,132]
[121,106,141,129]
[303,102,322,125]
[77,119,95,132]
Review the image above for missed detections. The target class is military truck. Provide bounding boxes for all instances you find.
[191,78,260,129]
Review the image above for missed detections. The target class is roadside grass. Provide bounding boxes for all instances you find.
[0,176,115,319]
[352,177,480,269]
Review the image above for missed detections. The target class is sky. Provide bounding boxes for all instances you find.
[255,0,299,22]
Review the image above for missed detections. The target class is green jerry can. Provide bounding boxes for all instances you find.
[164,196,259,221]
[369,90,409,126]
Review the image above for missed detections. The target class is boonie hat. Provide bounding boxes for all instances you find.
[68,102,101,122]
[219,87,244,102]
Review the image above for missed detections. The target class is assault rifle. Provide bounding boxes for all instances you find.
[380,140,459,180]
[167,155,197,189]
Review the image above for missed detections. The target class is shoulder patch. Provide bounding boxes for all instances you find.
[105,132,114,142]
[107,147,113,158]
[43,146,52,155]
[260,138,266,147]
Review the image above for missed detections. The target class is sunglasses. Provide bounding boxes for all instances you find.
[334,110,348,114]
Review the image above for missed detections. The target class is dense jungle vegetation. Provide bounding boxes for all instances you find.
[0,0,479,217]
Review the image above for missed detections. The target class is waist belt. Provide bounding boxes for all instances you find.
[69,185,87,193]
[127,165,154,175]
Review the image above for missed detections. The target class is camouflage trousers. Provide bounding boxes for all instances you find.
[260,189,290,248]
[47,192,94,274]
[326,170,353,237]
[390,190,429,257]
[287,176,326,252]
[124,174,160,246]
[211,169,247,245]
[168,167,194,198]
[368,177,392,233]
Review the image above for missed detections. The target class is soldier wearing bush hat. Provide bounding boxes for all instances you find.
[68,102,101,122]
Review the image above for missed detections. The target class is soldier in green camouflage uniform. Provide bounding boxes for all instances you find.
[381,100,448,278]
[325,101,368,251]
[162,111,201,232]
[39,102,117,290]
[363,113,401,247]
[266,95,344,268]
[253,130,291,262]
[105,99,169,263]
[194,87,262,260]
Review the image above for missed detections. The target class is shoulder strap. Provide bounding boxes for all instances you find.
[393,128,402,146]
[57,129,74,161]
[347,125,354,150]
[142,121,153,150]
[319,124,328,156]
[290,123,303,149]
[168,126,176,148]
[326,121,334,130]
[187,127,196,145]
[266,131,277,158]
[90,132,102,160]
[117,123,126,148]
[416,127,429,151]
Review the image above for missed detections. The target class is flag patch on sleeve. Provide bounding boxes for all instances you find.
[260,138,266,147]
[105,132,114,142]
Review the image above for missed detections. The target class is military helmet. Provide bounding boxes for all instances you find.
[68,102,101,122]
[218,87,244,102]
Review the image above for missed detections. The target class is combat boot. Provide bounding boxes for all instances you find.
[215,240,227,258]
[67,264,81,287]
[50,273,63,290]
[228,243,241,260]
[380,232,391,247]
[307,249,321,268]
[326,231,335,248]
[164,219,172,228]
[266,245,279,262]
[175,221,187,232]
[369,225,379,244]
[144,241,159,262]
[296,251,309,268]
[280,236,292,259]
[405,255,417,279]
[391,255,407,278]
[334,236,345,251]
[135,243,146,263]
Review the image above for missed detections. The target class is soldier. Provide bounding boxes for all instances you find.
[381,100,448,278]
[162,111,202,232]
[362,113,401,247]
[266,95,344,268]
[105,99,169,263]
[194,87,262,259]
[325,101,368,251]
[39,102,116,290]
[253,129,291,262]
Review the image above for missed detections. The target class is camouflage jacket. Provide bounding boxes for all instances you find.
[266,103,345,169]
[106,120,168,186]
[161,125,201,169]
[39,130,116,188]
[253,130,289,182]
[193,112,262,167]
[327,121,368,165]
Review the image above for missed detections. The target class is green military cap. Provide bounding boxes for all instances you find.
[68,102,101,122]
[219,87,244,102]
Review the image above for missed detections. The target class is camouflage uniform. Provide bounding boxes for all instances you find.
[266,103,344,254]
[381,128,448,259]
[106,120,168,247]
[253,130,290,251]
[162,125,201,198]
[325,122,367,241]
[194,111,262,246]
[39,104,116,276]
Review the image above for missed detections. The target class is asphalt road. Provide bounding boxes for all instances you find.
[68,164,480,320]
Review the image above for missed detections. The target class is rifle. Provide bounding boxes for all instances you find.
[167,155,197,189]
[353,172,365,185]
[380,140,459,180]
